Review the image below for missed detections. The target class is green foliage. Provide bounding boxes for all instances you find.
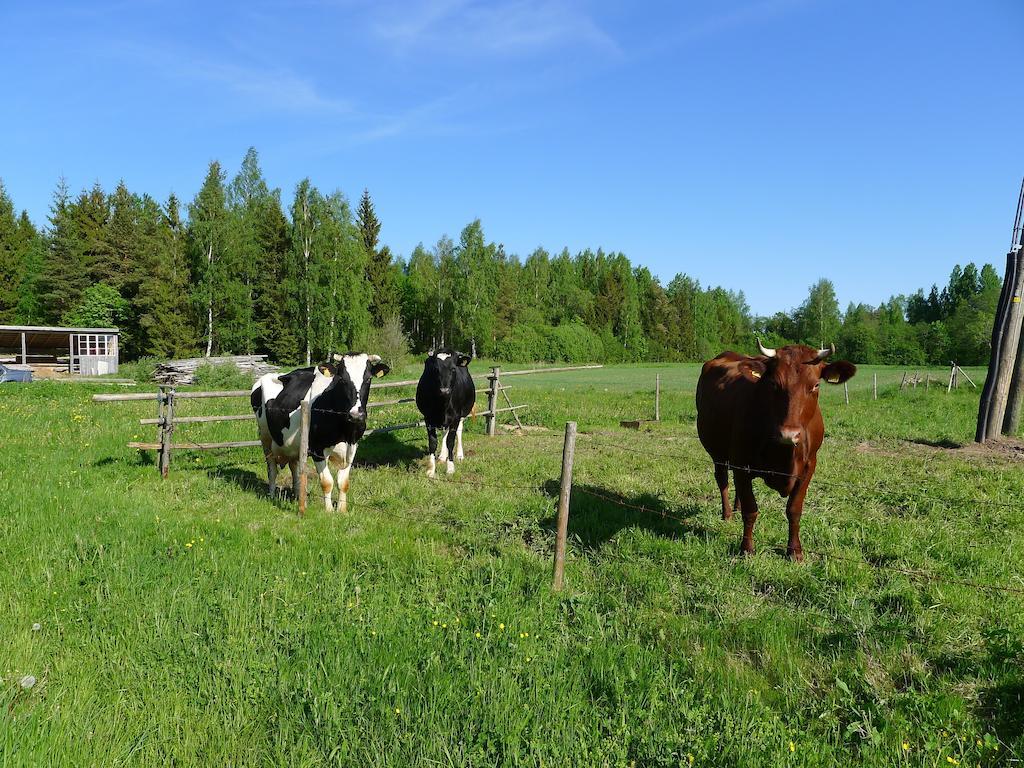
[546,321,603,363]
[192,361,258,390]
[364,314,412,371]
[62,282,130,328]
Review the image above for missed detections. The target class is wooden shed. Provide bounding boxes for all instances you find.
[0,325,120,375]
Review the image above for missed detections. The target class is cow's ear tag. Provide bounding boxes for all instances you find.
[319,365,333,377]
[750,370,761,379]
[374,369,386,378]
[827,376,839,384]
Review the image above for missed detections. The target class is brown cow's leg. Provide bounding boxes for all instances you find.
[714,464,733,520]
[785,459,815,562]
[735,472,758,556]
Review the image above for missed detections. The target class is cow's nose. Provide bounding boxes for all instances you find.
[349,405,364,418]
[778,428,801,446]
[439,387,451,396]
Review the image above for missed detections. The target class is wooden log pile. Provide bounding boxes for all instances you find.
[153,355,277,386]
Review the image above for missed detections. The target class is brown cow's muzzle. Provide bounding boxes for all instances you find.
[776,428,802,446]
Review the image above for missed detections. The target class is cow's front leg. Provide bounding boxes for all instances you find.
[289,460,300,498]
[444,427,457,475]
[426,426,438,479]
[455,418,465,461]
[437,425,450,463]
[315,456,334,512]
[714,463,732,520]
[265,456,278,497]
[785,458,814,562]
[334,443,358,513]
[734,471,759,557]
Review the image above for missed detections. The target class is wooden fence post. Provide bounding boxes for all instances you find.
[873,373,878,400]
[156,385,166,444]
[900,372,908,391]
[159,387,175,479]
[486,366,500,437]
[297,400,310,517]
[844,381,849,405]
[552,421,577,592]
[655,374,661,421]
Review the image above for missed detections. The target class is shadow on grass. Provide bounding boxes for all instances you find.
[94,451,155,468]
[537,480,712,551]
[358,431,424,469]
[908,437,963,450]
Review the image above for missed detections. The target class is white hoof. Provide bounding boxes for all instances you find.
[427,469,436,479]
[446,461,455,476]
[456,452,464,462]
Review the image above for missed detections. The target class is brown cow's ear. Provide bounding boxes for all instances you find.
[821,360,856,384]
[739,359,766,382]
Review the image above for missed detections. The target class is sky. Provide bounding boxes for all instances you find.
[1,0,1022,316]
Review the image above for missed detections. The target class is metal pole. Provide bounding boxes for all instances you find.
[552,421,577,592]
[655,374,661,421]
[297,400,310,517]
[159,387,175,478]
[486,366,500,437]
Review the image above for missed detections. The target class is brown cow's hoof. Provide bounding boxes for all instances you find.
[722,510,733,521]
[739,544,754,557]
[787,549,804,563]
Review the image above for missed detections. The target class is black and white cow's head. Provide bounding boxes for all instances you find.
[324,352,391,421]
[423,350,471,396]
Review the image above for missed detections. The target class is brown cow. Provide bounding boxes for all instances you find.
[696,340,855,560]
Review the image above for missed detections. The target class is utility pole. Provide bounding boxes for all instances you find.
[977,177,1024,442]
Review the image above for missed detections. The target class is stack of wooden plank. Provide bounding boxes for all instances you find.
[153,355,277,386]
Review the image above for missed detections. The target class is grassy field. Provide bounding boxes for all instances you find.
[1,361,1022,766]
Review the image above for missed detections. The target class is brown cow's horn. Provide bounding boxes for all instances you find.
[757,338,776,358]
[812,344,835,363]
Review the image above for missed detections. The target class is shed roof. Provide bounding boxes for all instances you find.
[0,325,120,350]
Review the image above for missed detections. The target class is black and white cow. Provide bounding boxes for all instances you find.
[250,353,390,511]
[415,350,475,478]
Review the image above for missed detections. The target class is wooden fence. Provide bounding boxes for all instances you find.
[93,364,602,488]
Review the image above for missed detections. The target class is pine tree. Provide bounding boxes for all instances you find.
[136,194,195,356]
[188,162,231,356]
[40,177,90,322]
[14,211,46,324]
[358,189,399,324]
[0,181,20,321]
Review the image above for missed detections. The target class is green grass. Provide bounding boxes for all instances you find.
[1,363,1021,766]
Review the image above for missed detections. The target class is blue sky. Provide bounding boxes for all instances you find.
[1,0,1022,315]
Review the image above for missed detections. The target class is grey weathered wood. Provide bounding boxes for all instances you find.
[500,385,524,430]
[956,365,977,388]
[873,373,877,400]
[140,413,253,425]
[130,440,263,450]
[655,374,661,421]
[485,366,500,437]
[947,362,956,393]
[297,400,310,517]
[20,331,26,365]
[977,247,1024,441]
[925,373,931,389]
[900,372,908,391]
[552,421,577,592]
[93,390,251,402]
[844,381,849,404]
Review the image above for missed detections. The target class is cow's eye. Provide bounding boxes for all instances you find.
[811,382,820,393]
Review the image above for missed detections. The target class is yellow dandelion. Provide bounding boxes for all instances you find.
[433,620,439,626]
[523,632,529,637]
[902,742,909,751]
[371,630,377,636]
[519,632,525,638]
[789,742,795,753]
[526,656,532,662]
[688,756,694,766]
[394,708,401,715]
[976,740,982,747]
[499,623,505,630]
[185,542,192,548]
[946,758,958,766]
[454,617,460,623]
[475,632,482,639]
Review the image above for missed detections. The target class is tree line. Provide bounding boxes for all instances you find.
[0,148,1002,366]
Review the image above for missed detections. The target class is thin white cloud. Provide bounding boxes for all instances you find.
[371,0,619,57]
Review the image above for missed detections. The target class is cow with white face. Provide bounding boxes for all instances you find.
[415,350,475,478]
[250,353,390,511]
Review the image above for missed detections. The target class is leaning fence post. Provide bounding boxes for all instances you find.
[873,373,878,400]
[844,381,849,405]
[486,366,500,437]
[156,385,166,445]
[947,362,956,393]
[655,374,661,421]
[297,400,310,517]
[159,387,175,479]
[552,421,577,592]
[900,372,908,391]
